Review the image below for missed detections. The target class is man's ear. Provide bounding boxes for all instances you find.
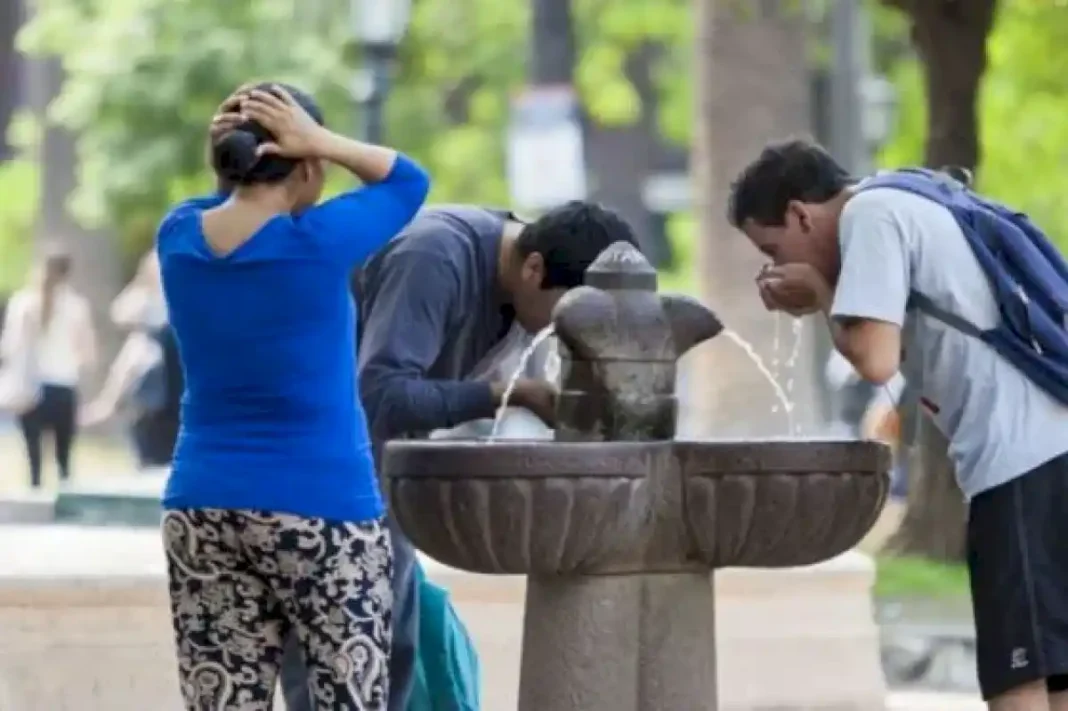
[521,251,546,284]
[786,200,814,234]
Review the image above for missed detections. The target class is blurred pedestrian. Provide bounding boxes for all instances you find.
[81,251,182,471]
[0,248,96,487]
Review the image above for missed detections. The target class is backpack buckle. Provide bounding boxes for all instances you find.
[1015,283,1045,354]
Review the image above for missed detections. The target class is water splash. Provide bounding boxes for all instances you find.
[771,313,782,380]
[489,325,557,439]
[769,314,782,415]
[721,328,795,434]
[783,318,805,434]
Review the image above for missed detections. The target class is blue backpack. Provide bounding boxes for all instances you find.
[858,168,1068,406]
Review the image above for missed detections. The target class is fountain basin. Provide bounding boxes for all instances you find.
[388,441,651,575]
[384,439,890,575]
[678,440,890,568]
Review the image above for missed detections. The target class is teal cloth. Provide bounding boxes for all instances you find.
[408,562,481,711]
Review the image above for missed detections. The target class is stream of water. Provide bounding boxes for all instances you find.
[490,318,804,440]
[783,318,804,434]
[721,328,796,434]
[489,325,557,439]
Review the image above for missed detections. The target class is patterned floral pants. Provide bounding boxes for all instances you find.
[162,509,393,710]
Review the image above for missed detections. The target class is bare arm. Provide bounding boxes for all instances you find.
[827,194,909,385]
[82,334,161,421]
[0,292,26,360]
[76,296,98,376]
[313,131,400,184]
[825,315,902,385]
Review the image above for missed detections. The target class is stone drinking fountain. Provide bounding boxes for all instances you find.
[384,241,891,711]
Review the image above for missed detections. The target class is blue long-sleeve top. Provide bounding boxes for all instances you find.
[158,155,430,522]
[356,206,516,442]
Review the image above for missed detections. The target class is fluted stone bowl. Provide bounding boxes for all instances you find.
[677,440,890,568]
[384,439,890,575]
[386,442,652,575]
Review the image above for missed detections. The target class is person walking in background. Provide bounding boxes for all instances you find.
[159,83,428,710]
[730,138,1068,711]
[82,251,182,471]
[0,248,96,487]
[279,200,640,711]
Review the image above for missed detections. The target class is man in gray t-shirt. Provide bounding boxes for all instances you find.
[727,138,1068,710]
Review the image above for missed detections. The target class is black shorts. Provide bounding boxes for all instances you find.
[969,451,1068,699]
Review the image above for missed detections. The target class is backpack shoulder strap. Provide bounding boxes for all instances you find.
[909,291,984,339]
[859,168,966,207]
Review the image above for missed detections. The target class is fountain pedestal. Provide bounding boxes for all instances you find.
[386,240,892,711]
[519,572,716,711]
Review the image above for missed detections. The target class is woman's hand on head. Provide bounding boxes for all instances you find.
[240,86,327,160]
[209,84,255,142]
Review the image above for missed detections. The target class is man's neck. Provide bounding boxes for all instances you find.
[830,187,855,219]
[495,220,525,303]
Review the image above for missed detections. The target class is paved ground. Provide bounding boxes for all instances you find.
[0,429,133,494]
[887,690,982,710]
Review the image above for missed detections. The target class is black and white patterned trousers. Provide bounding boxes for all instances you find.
[162,509,393,710]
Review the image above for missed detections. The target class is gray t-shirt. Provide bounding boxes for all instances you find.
[830,187,1068,499]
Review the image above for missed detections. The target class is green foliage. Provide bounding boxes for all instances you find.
[573,0,691,141]
[0,158,40,294]
[875,555,969,599]
[19,0,354,256]
[19,0,694,253]
[877,1,1068,253]
[0,108,44,295]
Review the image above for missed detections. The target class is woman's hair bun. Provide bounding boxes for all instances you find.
[214,129,260,182]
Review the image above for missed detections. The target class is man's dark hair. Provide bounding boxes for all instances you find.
[727,138,852,228]
[515,201,638,289]
[211,82,325,187]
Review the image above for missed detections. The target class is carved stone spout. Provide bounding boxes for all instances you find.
[552,241,724,442]
[660,293,723,357]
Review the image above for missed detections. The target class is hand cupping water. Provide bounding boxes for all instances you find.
[754,262,832,317]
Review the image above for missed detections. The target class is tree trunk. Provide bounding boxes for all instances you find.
[687,0,820,439]
[880,0,997,563]
[0,0,21,161]
[884,419,968,561]
[906,0,997,171]
[27,56,122,392]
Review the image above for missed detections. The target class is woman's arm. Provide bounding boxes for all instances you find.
[74,295,98,376]
[80,334,160,425]
[0,292,28,360]
[296,152,430,267]
[315,132,403,185]
[110,283,151,328]
[237,86,431,265]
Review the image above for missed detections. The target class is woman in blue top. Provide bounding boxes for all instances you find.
[157,83,429,711]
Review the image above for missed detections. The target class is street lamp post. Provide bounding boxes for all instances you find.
[349,0,412,144]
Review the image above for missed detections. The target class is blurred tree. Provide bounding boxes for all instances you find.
[0,110,42,295]
[0,158,39,294]
[880,0,997,169]
[690,0,821,437]
[877,0,997,563]
[19,0,354,262]
[18,0,691,260]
